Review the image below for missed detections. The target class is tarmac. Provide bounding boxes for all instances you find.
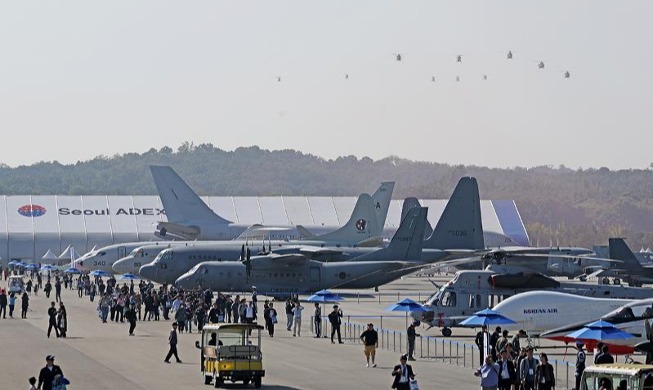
[0,274,632,389]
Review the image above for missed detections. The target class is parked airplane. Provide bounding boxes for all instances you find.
[412,269,653,337]
[585,238,653,287]
[492,291,633,334]
[174,204,431,293]
[540,298,653,355]
[80,191,382,274]
[139,175,487,284]
[151,165,394,241]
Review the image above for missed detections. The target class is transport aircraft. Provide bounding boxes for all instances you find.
[139,176,486,284]
[173,206,431,294]
[77,191,382,274]
[150,165,394,241]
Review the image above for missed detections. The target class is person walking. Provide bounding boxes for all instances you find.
[313,303,322,338]
[475,355,500,390]
[285,299,294,331]
[535,352,555,390]
[360,323,379,367]
[8,292,16,318]
[407,321,420,361]
[263,302,277,337]
[292,301,304,337]
[125,304,137,336]
[21,292,30,318]
[164,323,182,363]
[475,325,489,365]
[57,302,67,338]
[520,347,540,390]
[497,349,516,390]
[0,289,6,318]
[47,302,60,338]
[575,342,586,390]
[328,305,343,344]
[391,354,415,390]
[37,355,63,390]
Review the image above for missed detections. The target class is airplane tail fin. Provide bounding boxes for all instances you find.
[385,206,428,260]
[150,166,232,225]
[401,197,433,239]
[310,193,381,244]
[609,238,644,273]
[424,177,484,250]
[371,181,395,230]
[351,206,427,261]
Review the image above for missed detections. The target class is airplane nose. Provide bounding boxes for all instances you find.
[113,259,133,274]
[139,264,155,281]
[175,274,192,289]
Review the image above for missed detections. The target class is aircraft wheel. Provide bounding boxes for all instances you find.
[442,327,452,337]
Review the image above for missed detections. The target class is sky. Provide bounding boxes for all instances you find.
[0,1,651,169]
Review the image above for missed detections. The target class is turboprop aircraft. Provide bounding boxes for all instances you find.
[412,269,653,337]
[173,207,431,293]
[151,165,394,241]
[139,175,486,284]
[82,190,382,274]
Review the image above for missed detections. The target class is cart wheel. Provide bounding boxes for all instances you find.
[442,327,452,337]
[254,377,262,388]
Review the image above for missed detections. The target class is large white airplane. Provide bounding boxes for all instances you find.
[75,191,385,274]
[151,165,394,241]
[492,291,633,334]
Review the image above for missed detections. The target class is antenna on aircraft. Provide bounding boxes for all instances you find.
[507,50,513,59]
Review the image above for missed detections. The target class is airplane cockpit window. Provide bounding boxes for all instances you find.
[198,266,208,275]
[605,306,636,321]
[440,291,456,307]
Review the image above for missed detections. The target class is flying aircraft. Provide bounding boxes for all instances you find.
[150,166,394,241]
[411,269,653,337]
[456,55,462,63]
[507,51,513,59]
[538,61,545,69]
[540,298,653,355]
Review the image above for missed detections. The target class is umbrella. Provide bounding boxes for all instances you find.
[307,289,344,303]
[460,308,517,327]
[23,263,39,270]
[385,298,429,328]
[90,269,111,277]
[119,273,140,280]
[566,320,635,342]
[40,264,57,271]
[8,260,20,266]
[63,267,82,274]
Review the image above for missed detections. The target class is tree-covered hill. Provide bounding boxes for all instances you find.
[1,143,651,249]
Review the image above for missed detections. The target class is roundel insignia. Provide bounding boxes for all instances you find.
[355,219,367,231]
[18,204,47,217]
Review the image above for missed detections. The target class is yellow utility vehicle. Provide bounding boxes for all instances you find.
[196,323,265,388]
[581,364,653,390]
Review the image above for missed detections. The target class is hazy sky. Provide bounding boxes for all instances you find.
[1,1,651,169]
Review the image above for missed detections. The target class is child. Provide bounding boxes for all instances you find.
[28,377,37,390]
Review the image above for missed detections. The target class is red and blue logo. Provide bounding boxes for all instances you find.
[18,204,47,217]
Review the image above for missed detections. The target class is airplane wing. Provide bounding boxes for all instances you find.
[266,254,308,266]
[295,247,345,256]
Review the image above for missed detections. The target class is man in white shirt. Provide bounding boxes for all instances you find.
[292,302,304,337]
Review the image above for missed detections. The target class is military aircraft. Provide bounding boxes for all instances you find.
[173,207,431,294]
[585,238,653,286]
[84,190,383,275]
[150,165,394,241]
[411,269,653,337]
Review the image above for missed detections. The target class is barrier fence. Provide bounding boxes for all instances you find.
[310,316,575,390]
